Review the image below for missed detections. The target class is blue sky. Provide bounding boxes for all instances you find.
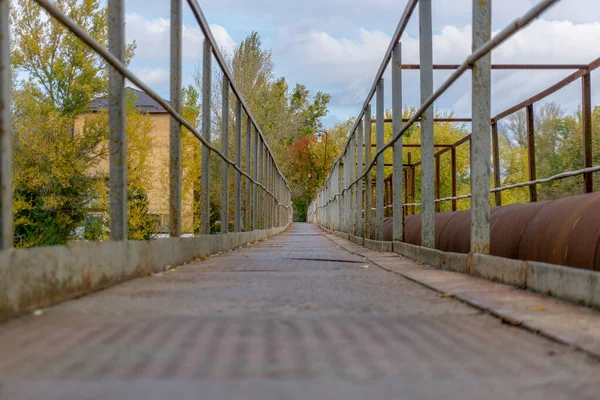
[121,0,600,128]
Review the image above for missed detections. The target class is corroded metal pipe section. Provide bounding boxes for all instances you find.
[390,193,600,271]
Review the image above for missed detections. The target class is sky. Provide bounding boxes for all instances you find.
[121,0,600,128]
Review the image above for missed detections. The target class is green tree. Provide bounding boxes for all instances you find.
[85,91,157,241]
[11,0,135,116]
[12,84,107,247]
[193,31,331,224]
[11,0,141,245]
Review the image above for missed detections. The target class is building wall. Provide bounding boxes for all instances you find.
[75,112,194,234]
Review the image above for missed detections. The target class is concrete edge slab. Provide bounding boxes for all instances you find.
[387,239,600,309]
[324,227,600,309]
[323,229,600,360]
[0,225,289,320]
[364,238,393,252]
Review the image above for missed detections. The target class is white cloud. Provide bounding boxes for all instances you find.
[293,28,391,105]
[289,18,600,120]
[129,67,170,87]
[125,13,236,62]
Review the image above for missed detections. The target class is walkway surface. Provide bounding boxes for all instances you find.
[0,223,599,399]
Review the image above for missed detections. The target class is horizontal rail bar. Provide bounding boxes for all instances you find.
[400,64,589,70]
[32,0,291,210]
[412,134,472,167]
[398,165,600,207]
[372,118,472,123]
[368,143,454,148]
[493,57,600,122]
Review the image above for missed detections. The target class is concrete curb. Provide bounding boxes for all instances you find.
[324,226,600,309]
[0,225,289,320]
[324,229,600,360]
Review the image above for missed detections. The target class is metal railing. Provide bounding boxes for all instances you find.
[0,0,293,249]
[308,0,568,254]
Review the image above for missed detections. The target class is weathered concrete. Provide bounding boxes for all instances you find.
[364,237,393,252]
[344,232,600,309]
[327,229,600,360]
[0,225,289,320]
[474,253,527,287]
[0,223,600,399]
[527,261,600,306]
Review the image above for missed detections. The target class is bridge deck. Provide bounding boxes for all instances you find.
[0,223,599,399]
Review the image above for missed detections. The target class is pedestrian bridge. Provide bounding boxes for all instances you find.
[2,0,600,398]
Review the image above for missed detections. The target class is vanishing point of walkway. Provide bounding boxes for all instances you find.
[0,223,599,399]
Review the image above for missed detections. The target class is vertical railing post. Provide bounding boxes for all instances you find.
[403,169,408,216]
[169,0,182,238]
[344,150,351,233]
[392,42,403,242]
[264,154,268,229]
[324,184,328,230]
[270,159,273,229]
[435,155,441,213]
[419,0,435,248]
[375,79,385,241]
[276,175,280,227]
[491,121,502,206]
[246,117,252,231]
[349,133,356,235]
[356,121,364,237]
[220,77,230,234]
[332,166,338,231]
[268,151,271,229]
[328,174,333,230]
[582,72,594,193]
[364,105,372,239]
[201,39,212,235]
[411,165,416,215]
[255,135,261,230]
[271,159,279,228]
[471,0,492,253]
[338,160,344,232]
[451,147,457,211]
[271,158,279,228]
[407,152,413,215]
[0,0,11,249]
[234,101,242,232]
[265,155,269,229]
[108,0,127,241]
[526,104,537,203]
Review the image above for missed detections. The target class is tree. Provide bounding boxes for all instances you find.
[83,91,157,241]
[498,102,580,203]
[285,136,319,221]
[181,85,202,234]
[192,31,331,224]
[12,83,107,247]
[11,0,135,116]
[10,0,142,246]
